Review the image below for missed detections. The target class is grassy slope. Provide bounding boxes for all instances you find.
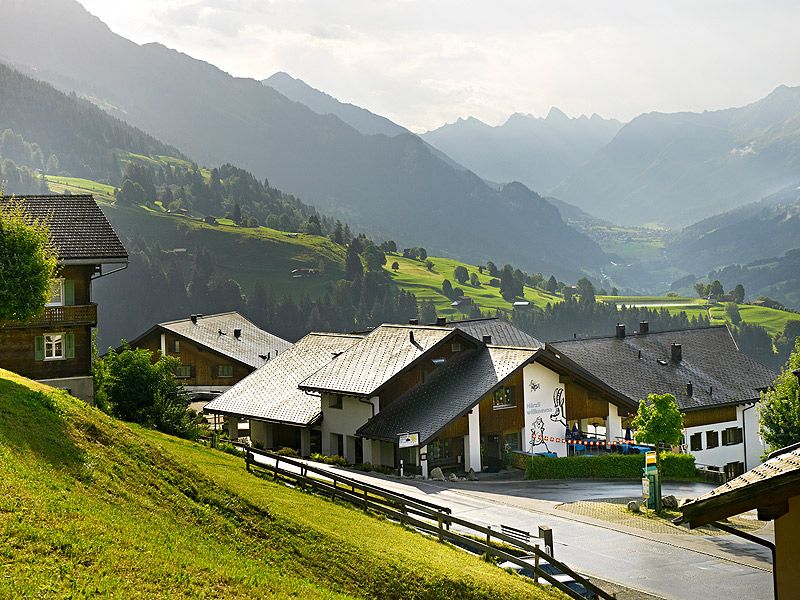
[384,253,562,318]
[0,370,561,599]
[42,174,800,331]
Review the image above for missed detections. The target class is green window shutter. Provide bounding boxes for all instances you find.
[34,336,44,361]
[64,280,75,306]
[64,333,75,359]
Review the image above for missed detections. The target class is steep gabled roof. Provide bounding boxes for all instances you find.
[681,445,800,527]
[10,195,128,263]
[203,332,364,425]
[298,324,469,396]
[153,312,292,370]
[357,345,538,444]
[549,326,776,411]
[445,318,541,348]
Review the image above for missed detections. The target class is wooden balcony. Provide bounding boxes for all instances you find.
[3,304,98,329]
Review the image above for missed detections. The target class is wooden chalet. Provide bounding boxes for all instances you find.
[0,195,128,402]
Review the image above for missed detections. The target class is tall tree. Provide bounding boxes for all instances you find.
[0,198,58,321]
[546,275,558,294]
[758,339,800,452]
[453,265,469,285]
[344,244,363,281]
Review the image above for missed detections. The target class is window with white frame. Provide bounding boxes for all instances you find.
[46,279,64,306]
[44,333,64,360]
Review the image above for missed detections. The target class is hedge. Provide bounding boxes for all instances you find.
[519,452,696,480]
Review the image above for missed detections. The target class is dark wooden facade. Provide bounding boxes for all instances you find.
[131,329,253,389]
[0,265,97,381]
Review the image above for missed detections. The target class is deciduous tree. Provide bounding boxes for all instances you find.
[759,339,800,452]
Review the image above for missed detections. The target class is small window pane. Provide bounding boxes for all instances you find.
[175,365,192,379]
[217,365,233,378]
[690,432,703,451]
[44,334,63,360]
[47,280,63,306]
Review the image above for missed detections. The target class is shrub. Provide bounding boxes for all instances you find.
[523,452,696,480]
[217,441,243,457]
[275,446,299,457]
[310,453,350,467]
[353,462,394,475]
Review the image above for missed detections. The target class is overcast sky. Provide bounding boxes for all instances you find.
[78,0,800,132]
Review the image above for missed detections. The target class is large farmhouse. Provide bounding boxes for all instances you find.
[0,195,128,402]
[204,318,775,478]
[125,311,292,402]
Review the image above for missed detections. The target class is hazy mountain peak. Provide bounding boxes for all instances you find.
[546,106,569,121]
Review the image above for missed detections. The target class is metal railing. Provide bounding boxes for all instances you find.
[240,446,613,600]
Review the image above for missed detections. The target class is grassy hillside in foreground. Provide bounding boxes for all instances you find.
[0,370,562,599]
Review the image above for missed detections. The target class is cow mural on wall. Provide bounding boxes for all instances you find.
[523,362,568,456]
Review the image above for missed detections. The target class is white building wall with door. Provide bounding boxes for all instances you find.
[321,393,379,463]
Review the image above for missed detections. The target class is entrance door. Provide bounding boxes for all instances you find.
[485,434,503,471]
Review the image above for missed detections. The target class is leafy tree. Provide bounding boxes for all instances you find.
[94,346,200,439]
[732,284,745,304]
[454,265,469,284]
[611,287,619,296]
[758,339,800,452]
[391,261,399,271]
[362,244,386,272]
[708,280,724,298]
[419,300,437,324]
[380,240,397,253]
[546,275,558,294]
[442,279,453,298]
[725,302,742,324]
[417,247,428,261]
[425,259,434,271]
[632,393,684,486]
[470,272,480,287]
[562,287,575,302]
[694,282,708,298]
[0,198,58,321]
[486,261,499,277]
[232,202,243,225]
[303,214,322,235]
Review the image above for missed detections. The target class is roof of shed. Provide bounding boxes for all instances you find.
[158,312,293,370]
[549,326,775,411]
[299,324,464,396]
[9,195,128,262]
[357,345,537,444]
[203,332,364,425]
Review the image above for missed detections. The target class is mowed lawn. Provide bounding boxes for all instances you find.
[384,253,561,318]
[0,370,562,599]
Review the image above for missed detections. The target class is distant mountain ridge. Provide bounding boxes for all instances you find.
[421,109,622,192]
[553,85,800,227]
[0,0,605,278]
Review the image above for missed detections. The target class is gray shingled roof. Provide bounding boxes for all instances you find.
[550,326,776,411]
[159,312,293,369]
[681,445,800,526]
[446,318,541,348]
[10,195,128,262]
[203,332,364,425]
[299,324,461,396]
[357,346,537,444]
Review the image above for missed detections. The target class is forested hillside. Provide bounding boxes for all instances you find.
[0,0,606,278]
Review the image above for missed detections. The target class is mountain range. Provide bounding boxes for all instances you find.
[422,110,622,192]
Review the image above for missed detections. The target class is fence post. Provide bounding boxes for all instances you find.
[363,487,369,511]
[437,514,443,542]
[245,451,251,472]
[534,551,539,583]
[486,525,491,545]
[274,457,280,481]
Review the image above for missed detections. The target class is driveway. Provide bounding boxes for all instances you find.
[263,458,773,600]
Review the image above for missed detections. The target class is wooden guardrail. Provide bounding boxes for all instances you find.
[240,446,613,600]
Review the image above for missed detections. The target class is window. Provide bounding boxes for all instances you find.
[492,385,516,409]
[503,432,521,452]
[706,430,719,449]
[46,279,64,306]
[329,395,343,409]
[689,432,703,452]
[216,364,234,378]
[722,427,743,446]
[44,333,64,360]
[175,365,192,379]
[451,342,462,353]
[725,461,745,480]
[171,339,181,353]
[330,433,344,456]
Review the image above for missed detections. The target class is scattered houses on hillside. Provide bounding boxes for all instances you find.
[0,195,128,402]
[124,312,292,408]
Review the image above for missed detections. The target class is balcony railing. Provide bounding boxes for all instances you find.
[2,303,98,328]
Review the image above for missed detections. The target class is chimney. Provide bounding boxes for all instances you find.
[671,343,682,363]
[615,323,626,339]
[409,331,416,344]
[436,317,447,326]
[686,381,693,397]
[482,335,492,344]
[190,314,197,324]
[639,321,649,335]
[408,318,419,325]
[233,328,242,339]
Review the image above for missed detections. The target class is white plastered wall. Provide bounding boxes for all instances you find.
[684,404,764,471]
[522,362,568,457]
[321,393,379,463]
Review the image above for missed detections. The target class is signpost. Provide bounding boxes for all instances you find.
[398,432,419,448]
[643,451,661,511]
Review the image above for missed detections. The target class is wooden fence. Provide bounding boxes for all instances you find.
[240,446,614,600]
